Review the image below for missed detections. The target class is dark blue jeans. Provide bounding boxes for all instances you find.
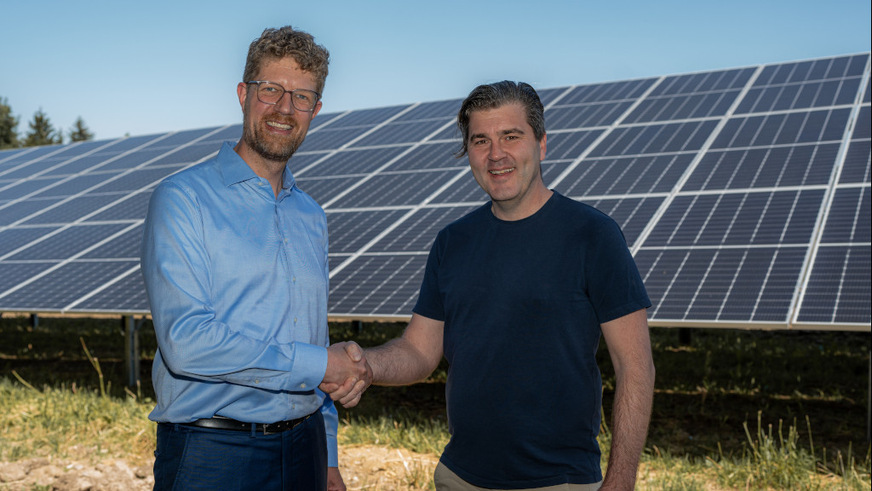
[153,412,327,490]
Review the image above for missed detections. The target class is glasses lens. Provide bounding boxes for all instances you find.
[256,83,283,104]
[291,90,318,111]
[252,82,318,111]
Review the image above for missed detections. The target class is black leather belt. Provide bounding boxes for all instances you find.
[181,414,311,435]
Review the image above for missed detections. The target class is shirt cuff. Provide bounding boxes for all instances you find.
[289,343,328,391]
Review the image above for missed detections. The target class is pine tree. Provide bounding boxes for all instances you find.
[69,116,94,142]
[23,108,62,147]
[0,97,19,149]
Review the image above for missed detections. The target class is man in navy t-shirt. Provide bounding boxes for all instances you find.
[347,81,655,490]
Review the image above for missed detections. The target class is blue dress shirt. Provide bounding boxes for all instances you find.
[141,142,338,465]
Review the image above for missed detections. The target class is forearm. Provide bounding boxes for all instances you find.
[153,310,327,391]
[366,337,438,386]
[362,313,444,386]
[602,359,655,489]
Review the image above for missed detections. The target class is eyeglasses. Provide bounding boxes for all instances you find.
[245,81,321,112]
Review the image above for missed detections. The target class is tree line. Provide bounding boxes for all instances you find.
[1,96,94,149]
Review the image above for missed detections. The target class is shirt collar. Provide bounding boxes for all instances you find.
[219,142,257,187]
[218,142,298,194]
[280,163,297,193]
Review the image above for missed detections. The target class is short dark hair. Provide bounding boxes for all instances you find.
[242,26,330,95]
[455,81,545,157]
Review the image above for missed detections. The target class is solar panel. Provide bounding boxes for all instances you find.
[0,53,868,332]
[794,65,871,327]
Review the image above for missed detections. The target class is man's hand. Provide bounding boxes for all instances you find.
[320,341,372,408]
[327,467,345,491]
[327,466,346,491]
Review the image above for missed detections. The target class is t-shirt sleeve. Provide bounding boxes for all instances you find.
[412,231,447,322]
[584,216,651,324]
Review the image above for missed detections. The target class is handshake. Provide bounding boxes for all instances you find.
[319,342,373,408]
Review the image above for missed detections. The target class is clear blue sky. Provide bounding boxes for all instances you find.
[2,0,870,141]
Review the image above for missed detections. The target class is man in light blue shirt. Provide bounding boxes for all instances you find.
[141,26,367,490]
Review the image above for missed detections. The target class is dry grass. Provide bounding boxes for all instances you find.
[1,314,869,489]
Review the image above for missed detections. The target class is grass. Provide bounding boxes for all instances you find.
[0,378,154,464]
[1,313,870,489]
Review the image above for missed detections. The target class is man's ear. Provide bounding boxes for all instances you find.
[237,82,249,111]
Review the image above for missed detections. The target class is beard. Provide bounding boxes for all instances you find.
[241,113,307,163]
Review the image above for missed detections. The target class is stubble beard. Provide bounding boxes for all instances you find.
[242,115,306,164]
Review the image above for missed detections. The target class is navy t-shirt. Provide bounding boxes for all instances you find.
[413,191,651,488]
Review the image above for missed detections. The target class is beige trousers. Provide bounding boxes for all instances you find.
[434,462,604,491]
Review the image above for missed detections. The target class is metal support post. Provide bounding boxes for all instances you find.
[124,315,142,387]
[678,327,692,346]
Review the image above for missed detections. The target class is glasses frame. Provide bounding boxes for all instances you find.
[245,81,321,112]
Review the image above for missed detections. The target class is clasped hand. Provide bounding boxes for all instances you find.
[320,342,372,408]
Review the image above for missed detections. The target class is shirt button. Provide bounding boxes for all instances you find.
[300,383,307,389]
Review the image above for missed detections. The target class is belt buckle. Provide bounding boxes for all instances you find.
[262,423,275,435]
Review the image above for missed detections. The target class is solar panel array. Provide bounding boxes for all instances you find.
[1,53,869,331]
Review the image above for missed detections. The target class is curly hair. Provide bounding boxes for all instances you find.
[455,81,545,158]
[242,26,330,95]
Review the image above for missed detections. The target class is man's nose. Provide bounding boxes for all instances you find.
[274,91,296,113]
[489,141,506,160]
